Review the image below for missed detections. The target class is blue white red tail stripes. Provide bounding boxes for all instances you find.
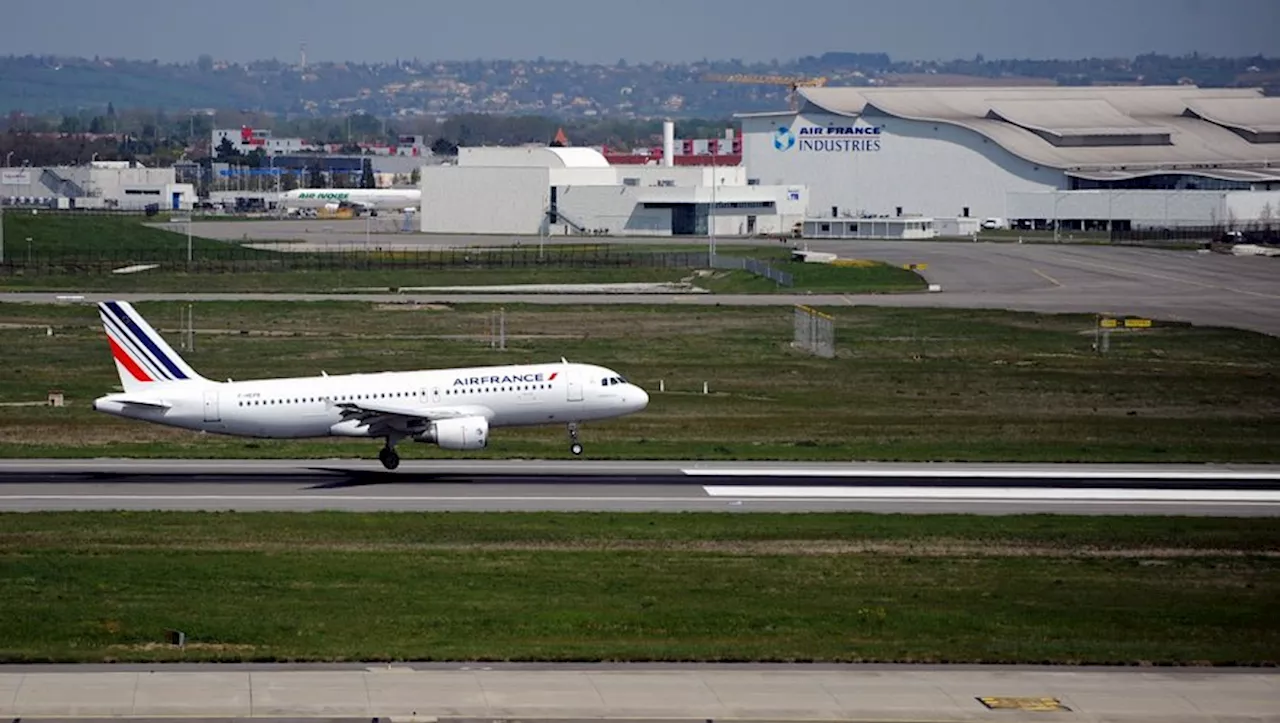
[98,301,202,387]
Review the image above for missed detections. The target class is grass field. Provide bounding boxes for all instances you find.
[0,214,925,293]
[0,512,1275,664]
[0,264,924,293]
[0,212,273,258]
[0,301,1276,461]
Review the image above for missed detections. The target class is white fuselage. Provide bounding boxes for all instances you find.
[279,188,422,211]
[94,362,646,439]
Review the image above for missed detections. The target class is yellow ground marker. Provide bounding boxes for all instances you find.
[978,696,1071,712]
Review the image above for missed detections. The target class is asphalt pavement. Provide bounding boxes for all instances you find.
[2,459,1277,515]
[1,662,1277,720]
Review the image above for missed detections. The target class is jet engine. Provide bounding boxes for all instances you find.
[413,415,489,450]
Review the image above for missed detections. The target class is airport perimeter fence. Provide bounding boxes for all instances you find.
[0,245,784,277]
[1109,224,1280,246]
[793,304,835,358]
[710,253,794,287]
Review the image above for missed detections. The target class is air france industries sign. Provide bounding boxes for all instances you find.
[773,122,882,153]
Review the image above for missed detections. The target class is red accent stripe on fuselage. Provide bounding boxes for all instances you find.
[108,335,154,382]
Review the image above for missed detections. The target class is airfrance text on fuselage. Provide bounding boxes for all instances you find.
[453,372,557,386]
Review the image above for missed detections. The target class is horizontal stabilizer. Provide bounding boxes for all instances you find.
[114,396,173,409]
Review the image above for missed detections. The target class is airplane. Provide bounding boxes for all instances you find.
[92,301,649,470]
[278,188,421,215]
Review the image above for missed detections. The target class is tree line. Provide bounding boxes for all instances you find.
[2,108,736,167]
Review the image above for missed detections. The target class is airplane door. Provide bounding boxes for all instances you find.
[203,390,220,422]
[567,374,583,402]
[430,387,440,404]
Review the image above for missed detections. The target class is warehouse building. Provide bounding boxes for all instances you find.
[1,161,195,211]
[419,141,806,237]
[739,86,1280,230]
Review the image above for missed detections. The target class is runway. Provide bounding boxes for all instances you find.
[10,238,1280,335]
[2,459,1278,515]
[2,662,1277,721]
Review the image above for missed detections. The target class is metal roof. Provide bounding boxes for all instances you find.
[546,147,611,168]
[1185,97,1280,135]
[784,86,1280,175]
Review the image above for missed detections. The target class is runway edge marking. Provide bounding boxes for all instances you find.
[682,468,1280,481]
[700,486,1280,502]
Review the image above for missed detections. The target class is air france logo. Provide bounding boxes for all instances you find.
[453,372,557,386]
[773,126,796,151]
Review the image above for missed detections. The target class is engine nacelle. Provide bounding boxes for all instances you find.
[413,415,488,450]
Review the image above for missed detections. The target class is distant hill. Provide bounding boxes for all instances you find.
[1,51,1276,119]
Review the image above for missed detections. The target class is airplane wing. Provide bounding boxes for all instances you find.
[332,399,493,436]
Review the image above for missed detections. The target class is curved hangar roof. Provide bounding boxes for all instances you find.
[546,147,611,168]
[792,86,1280,182]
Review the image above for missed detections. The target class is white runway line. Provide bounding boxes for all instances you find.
[683,468,1280,480]
[701,486,1280,503]
[0,494,720,503]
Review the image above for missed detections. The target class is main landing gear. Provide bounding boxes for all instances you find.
[379,437,401,470]
[567,421,583,456]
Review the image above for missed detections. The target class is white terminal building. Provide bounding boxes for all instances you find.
[419,124,806,237]
[740,85,1280,234]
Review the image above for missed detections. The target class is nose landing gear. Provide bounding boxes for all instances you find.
[567,422,583,456]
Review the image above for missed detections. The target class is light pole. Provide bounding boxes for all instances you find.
[4,151,12,167]
[1052,191,1062,242]
[709,140,718,266]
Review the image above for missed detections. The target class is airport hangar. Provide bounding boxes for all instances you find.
[418,137,807,238]
[739,85,1280,237]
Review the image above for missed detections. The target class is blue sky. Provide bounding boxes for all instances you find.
[3,0,1277,64]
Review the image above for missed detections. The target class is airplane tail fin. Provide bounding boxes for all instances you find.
[98,301,206,393]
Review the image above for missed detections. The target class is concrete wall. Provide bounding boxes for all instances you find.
[742,111,1063,221]
[1005,190,1230,227]
[420,166,549,234]
[614,166,748,188]
[1225,190,1280,223]
[554,183,807,237]
[548,167,618,186]
[555,185,672,236]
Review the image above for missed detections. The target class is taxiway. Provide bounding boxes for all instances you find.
[1,662,1277,721]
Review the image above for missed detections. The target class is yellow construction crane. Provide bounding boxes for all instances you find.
[701,73,829,110]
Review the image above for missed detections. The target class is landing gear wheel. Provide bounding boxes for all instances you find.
[378,447,400,470]
[567,422,583,457]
